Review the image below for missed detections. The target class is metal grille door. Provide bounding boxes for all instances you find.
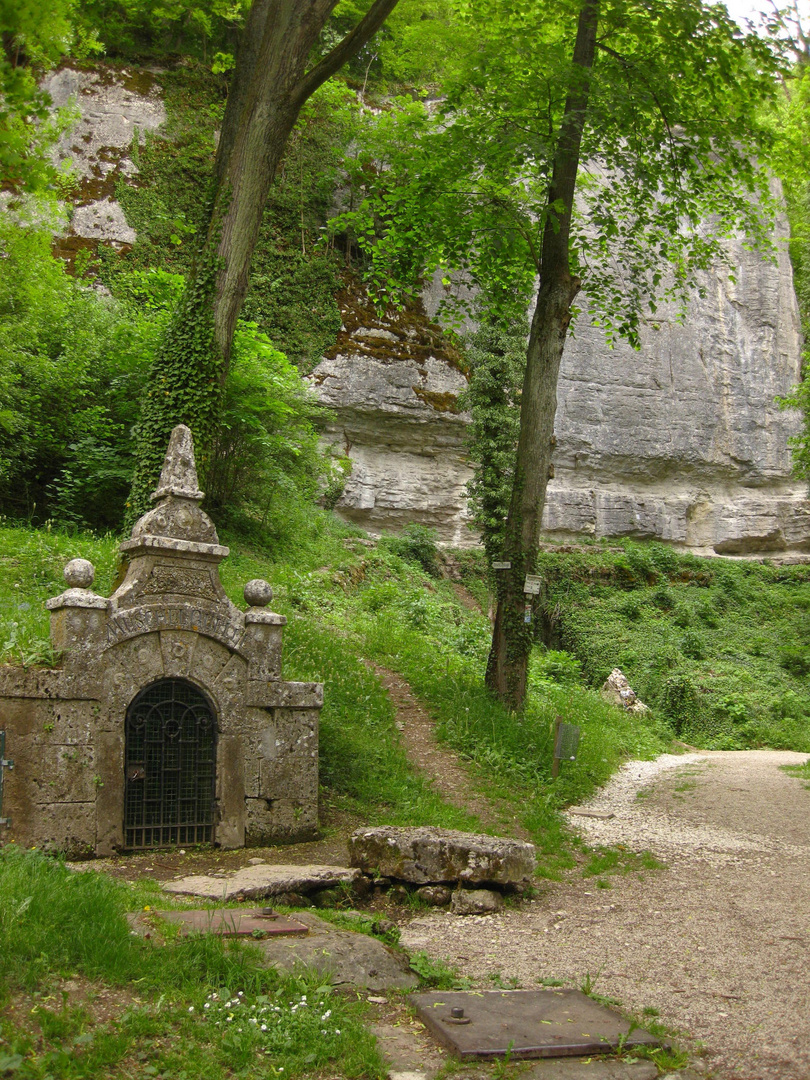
[124,679,217,850]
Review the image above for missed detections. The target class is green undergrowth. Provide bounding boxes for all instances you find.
[0,523,119,665]
[0,846,383,1079]
[536,540,810,751]
[105,64,347,373]
[216,526,672,874]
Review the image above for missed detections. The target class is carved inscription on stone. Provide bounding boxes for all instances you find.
[105,605,244,650]
[141,566,215,600]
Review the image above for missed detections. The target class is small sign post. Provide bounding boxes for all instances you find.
[551,715,580,779]
[0,730,13,826]
[524,574,542,595]
[492,561,511,570]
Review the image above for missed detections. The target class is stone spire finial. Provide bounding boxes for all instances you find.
[150,424,205,502]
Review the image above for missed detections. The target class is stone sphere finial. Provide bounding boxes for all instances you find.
[64,558,95,589]
[244,579,273,607]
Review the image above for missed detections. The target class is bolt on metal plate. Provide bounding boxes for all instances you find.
[411,989,665,1060]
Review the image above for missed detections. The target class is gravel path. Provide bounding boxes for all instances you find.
[399,750,810,1080]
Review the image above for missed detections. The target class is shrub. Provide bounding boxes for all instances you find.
[0,225,161,529]
[385,524,440,576]
[206,322,330,518]
[779,646,810,678]
[651,584,675,611]
[680,630,707,660]
[659,672,703,734]
[696,598,720,627]
[533,649,583,685]
[671,602,693,628]
[620,596,643,622]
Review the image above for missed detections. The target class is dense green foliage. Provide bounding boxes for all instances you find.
[0,220,332,531]
[0,220,155,528]
[539,541,810,751]
[0,0,101,189]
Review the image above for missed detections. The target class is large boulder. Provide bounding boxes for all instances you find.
[348,826,536,886]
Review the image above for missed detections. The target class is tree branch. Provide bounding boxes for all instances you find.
[293,0,401,105]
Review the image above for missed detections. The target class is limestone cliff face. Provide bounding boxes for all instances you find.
[42,65,809,552]
[310,287,475,546]
[43,66,165,258]
[314,226,810,553]
[545,223,809,553]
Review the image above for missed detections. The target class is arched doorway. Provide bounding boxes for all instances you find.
[124,679,217,850]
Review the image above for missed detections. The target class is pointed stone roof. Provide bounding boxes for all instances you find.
[122,424,226,557]
[150,424,205,502]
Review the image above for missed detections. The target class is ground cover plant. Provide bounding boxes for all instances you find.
[0,845,383,1079]
[534,540,810,752]
[2,518,809,1073]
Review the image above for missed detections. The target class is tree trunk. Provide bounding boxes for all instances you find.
[126,0,399,523]
[485,0,599,710]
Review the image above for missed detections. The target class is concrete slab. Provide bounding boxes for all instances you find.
[411,989,662,1060]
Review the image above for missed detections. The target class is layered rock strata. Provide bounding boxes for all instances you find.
[311,288,475,546]
[41,65,810,553]
[314,226,809,553]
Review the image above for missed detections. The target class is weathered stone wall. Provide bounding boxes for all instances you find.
[0,669,101,857]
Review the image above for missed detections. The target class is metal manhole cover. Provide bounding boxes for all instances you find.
[155,908,310,938]
[411,989,665,1060]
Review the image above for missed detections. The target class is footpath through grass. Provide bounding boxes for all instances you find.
[3,520,810,853]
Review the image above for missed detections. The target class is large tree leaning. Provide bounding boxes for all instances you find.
[127,0,399,520]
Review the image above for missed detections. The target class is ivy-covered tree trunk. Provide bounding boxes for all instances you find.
[127,0,399,523]
[485,0,599,710]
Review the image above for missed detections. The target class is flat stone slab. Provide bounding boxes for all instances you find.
[162,864,360,901]
[411,989,663,1060]
[126,908,309,940]
[258,912,419,993]
[349,826,536,885]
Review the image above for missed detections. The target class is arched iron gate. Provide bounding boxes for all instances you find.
[124,679,217,850]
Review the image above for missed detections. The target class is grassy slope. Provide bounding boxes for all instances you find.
[0,846,383,1079]
[0,520,673,869]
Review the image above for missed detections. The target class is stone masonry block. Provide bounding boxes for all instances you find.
[349,826,536,886]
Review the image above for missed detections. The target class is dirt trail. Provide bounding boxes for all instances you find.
[400,749,810,1080]
[369,663,531,841]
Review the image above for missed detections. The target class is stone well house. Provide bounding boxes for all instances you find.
[0,427,321,857]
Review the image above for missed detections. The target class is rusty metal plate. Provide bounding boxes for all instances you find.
[155,908,310,938]
[411,989,664,1060]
